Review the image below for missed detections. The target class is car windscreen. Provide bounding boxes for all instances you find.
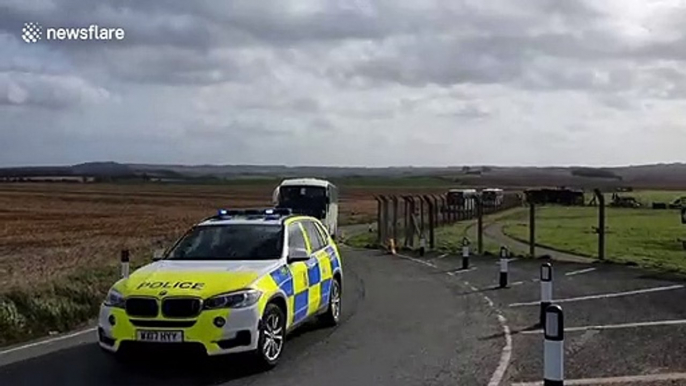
[165,224,283,261]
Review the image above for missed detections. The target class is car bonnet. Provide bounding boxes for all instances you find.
[116,259,283,298]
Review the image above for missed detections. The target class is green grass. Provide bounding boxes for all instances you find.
[435,207,527,255]
[583,190,686,206]
[344,231,378,249]
[501,206,686,272]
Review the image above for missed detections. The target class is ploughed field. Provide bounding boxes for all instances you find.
[0,183,445,292]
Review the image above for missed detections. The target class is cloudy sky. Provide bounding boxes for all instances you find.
[2,0,686,167]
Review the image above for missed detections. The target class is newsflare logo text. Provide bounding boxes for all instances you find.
[22,22,125,44]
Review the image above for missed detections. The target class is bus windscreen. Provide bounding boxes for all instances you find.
[277,186,327,218]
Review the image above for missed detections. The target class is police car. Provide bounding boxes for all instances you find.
[98,208,343,368]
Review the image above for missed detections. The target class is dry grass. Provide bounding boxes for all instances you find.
[0,183,447,291]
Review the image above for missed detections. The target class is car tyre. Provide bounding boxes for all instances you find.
[253,303,286,370]
[317,278,341,327]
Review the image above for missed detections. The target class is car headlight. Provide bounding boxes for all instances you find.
[103,289,125,308]
[203,289,262,310]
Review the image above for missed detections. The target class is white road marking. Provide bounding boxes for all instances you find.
[449,267,477,275]
[488,313,513,386]
[509,284,685,307]
[565,267,597,277]
[396,254,437,268]
[399,251,513,386]
[520,319,686,335]
[511,281,524,287]
[435,254,449,259]
[0,327,96,356]
[494,258,519,265]
[512,372,686,385]
[484,296,495,308]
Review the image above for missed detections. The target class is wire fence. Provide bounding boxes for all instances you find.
[374,192,523,252]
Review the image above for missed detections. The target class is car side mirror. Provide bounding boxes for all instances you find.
[152,248,165,261]
[288,248,310,263]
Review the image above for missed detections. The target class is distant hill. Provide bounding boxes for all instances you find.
[1,161,686,189]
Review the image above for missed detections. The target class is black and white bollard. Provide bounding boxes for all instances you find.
[462,237,470,270]
[544,304,564,386]
[540,263,553,327]
[121,249,130,279]
[499,246,509,288]
[419,236,427,257]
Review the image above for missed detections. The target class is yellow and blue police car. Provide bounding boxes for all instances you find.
[97,208,343,368]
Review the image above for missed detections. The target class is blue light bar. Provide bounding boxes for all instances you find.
[213,208,292,219]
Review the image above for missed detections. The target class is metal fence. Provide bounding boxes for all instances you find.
[374,192,523,252]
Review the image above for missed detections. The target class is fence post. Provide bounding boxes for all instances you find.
[594,189,605,261]
[392,196,399,246]
[529,199,536,258]
[477,195,484,255]
[374,196,383,245]
[408,196,416,248]
[425,196,435,249]
[403,196,410,248]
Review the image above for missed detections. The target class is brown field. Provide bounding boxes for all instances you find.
[0,183,447,291]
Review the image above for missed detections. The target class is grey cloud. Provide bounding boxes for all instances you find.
[0,72,110,109]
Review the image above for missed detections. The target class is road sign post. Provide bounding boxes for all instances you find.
[121,249,130,279]
[540,263,553,327]
[462,237,470,270]
[544,305,564,386]
[499,246,509,288]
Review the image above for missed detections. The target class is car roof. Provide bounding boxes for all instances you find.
[196,214,320,227]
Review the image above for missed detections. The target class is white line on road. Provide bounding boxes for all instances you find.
[494,258,519,265]
[449,267,477,275]
[512,372,686,385]
[0,327,96,356]
[435,254,449,259]
[511,281,524,287]
[520,319,686,335]
[397,254,437,268]
[509,284,685,307]
[399,252,513,386]
[488,313,512,386]
[565,267,597,277]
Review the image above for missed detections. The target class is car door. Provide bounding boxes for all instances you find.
[301,220,333,316]
[287,221,310,326]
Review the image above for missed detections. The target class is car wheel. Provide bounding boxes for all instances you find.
[318,278,341,327]
[254,303,286,369]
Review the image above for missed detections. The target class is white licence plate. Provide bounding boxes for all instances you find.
[136,330,184,343]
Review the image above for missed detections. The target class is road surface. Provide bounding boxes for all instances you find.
[0,247,506,386]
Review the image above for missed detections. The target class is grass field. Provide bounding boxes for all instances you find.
[583,189,686,206]
[502,206,686,272]
[0,182,451,345]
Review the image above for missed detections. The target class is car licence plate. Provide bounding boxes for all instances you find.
[136,330,184,343]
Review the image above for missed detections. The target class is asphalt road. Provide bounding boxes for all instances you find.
[420,250,686,384]
[0,247,505,386]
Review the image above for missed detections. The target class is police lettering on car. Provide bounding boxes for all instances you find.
[136,281,205,290]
